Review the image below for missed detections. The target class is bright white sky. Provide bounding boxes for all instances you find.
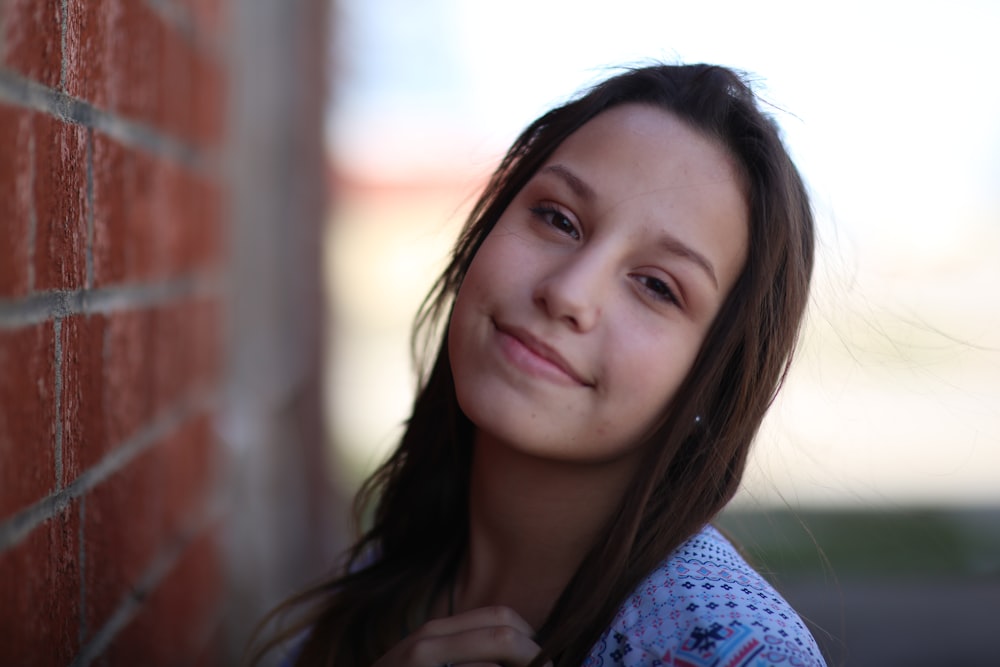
[332,0,1000,249]
[325,0,1000,507]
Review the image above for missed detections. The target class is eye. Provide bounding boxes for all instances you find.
[530,205,580,240]
[633,274,680,306]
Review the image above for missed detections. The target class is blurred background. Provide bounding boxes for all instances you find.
[2,0,997,664]
[322,1,1000,665]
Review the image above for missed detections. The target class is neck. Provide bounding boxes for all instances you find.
[453,430,641,630]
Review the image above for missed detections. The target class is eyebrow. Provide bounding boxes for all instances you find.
[658,234,719,290]
[540,164,596,201]
[541,163,720,290]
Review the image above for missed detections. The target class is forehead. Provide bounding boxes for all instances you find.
[528,104,749,292]
[535,104,749,292]
[547,103,744,195]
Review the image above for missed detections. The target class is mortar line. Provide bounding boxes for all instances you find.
[0,270,223,330]
[59,0,69,91]
[68,503,224,667]
[0,70,218,176]
[0,390,218,552]
[53,317,64,490]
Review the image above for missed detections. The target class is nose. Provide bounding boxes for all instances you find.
[532,250,609,332]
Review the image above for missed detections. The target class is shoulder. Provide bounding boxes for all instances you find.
[584,524,827,667]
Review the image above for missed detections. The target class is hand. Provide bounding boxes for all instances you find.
[372,605,552,667]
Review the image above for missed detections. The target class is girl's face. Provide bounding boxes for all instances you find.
[448,104,749,464]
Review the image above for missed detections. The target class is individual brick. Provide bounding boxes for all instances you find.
[199,178,226,269]
[63,0,109,109]
[91,133,161,286]
[0,323,56,521]
[0,106,89,294]
[83,444,163,637]
[155,161,193,278]
[60,314,107,478]
[150,301,190,415]
[157,21,197,143]
[90,131,131,286]
[161,170,224,275]
[0,104,34,298]
[64,0,163,127]
[32,114,89,291]
[159,415,216,539]
[194,53,226,147]
[102,308,155,447]
[190,298,222,388]
[150,298,222,417]
[102,527,223,665]
[0,0,62,89]
[0,503,81,666]
[113,2,165,129]
[93,131,224,285]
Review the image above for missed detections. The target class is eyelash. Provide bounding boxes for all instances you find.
[529,203,681,308]
[529,204,580,240]
[633,275,680,306]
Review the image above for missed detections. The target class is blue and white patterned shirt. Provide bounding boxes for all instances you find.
[584,525,827,667]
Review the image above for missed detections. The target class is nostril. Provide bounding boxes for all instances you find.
[532,260,605,333]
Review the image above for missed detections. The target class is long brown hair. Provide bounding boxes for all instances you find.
[249,63,815,666]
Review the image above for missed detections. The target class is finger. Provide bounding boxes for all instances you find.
[408,624,542,667]
[416,605,536,640]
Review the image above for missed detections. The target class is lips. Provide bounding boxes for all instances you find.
[493,321,592,387]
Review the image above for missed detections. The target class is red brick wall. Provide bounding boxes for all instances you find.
[1,0,229,664]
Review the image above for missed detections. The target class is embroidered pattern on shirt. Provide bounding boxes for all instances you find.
[582,525,826,667]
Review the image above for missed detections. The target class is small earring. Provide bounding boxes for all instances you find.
[694,415,703,424]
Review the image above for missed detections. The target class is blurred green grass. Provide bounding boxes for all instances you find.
[716,506,1000,578]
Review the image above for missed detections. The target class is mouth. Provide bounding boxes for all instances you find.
[493,320,593,387]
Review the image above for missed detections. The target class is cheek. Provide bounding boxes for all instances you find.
[447,240,509,378]
[459,233,531,308]
[610,328,702,417]
[450,242,499,325]
[448,284,480,379]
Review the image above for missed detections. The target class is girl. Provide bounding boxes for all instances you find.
[254,63,826,666]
